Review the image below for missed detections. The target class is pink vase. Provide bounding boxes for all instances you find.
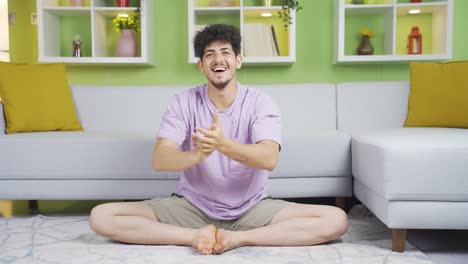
[70,0,84,6]
[117,29,137,57]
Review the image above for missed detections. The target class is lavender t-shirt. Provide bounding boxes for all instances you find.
[157,84,281,220]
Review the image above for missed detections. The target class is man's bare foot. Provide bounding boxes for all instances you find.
[214,228,240,254]
[192,224,217,255]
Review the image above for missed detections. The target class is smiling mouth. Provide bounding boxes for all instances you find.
[212,66,227,73]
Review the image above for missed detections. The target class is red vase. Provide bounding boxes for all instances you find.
[116,0,129,7]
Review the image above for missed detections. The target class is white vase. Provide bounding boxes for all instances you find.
[117,29,137,57]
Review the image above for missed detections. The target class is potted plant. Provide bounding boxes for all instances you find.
[113,13,140,57]
[278,0,302,30]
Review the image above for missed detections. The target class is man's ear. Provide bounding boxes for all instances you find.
[197,59,204,72]
[236,55,243,69]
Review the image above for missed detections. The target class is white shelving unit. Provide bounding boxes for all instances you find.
[334,0,453,64]
[37,0,154,65]
[187,0,296,65]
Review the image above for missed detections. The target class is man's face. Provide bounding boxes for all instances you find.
[198,41,242,90]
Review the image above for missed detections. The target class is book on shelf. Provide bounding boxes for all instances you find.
[271,25,280,56]
[243,23,280,57]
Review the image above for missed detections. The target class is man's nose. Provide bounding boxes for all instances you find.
[214,52,223,62]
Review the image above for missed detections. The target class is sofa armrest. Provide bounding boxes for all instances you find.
[0,102,5,135]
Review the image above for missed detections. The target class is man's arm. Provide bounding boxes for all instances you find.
[152,138,209,171]
[219,139,279,171]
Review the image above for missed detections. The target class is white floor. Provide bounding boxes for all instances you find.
[0,206,436,264]
[3,200,467,263]
[289,198,468,264]
[408,229,468,264]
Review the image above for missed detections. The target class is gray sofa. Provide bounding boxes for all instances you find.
[336,82,468,251]
[1,82,467,252]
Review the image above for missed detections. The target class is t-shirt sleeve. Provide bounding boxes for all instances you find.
[251,93,282,150]
[157,95,187,146]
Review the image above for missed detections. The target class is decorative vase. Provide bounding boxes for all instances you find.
[357,35,374,55]
[116,0,129,7]
[70,0,84,6]
[117,29,137,57]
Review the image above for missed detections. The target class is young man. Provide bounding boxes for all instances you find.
[89,24,347,255]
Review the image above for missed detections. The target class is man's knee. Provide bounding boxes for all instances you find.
[89,204,116,238]
[325,207,348,241]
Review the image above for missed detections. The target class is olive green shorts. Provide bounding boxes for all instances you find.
[143,195,290,231]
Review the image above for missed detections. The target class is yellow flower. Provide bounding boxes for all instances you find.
[359,28,375,38]
[113,13,140,32]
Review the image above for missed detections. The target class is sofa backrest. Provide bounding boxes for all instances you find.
[336,81,410,134]
[253,83,337,140]
[71,83,337,137]
[71,85,189,134]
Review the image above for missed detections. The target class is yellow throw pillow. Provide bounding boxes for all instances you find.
[0,62,83,133]
[404,61,468,128]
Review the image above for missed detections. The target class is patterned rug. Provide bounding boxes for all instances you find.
[0,205,433,264]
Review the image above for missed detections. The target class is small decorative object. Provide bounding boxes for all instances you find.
[407,26,422,54]
[70,0,84,6]
[31,13,37,25]
[72,34,81,57]
[357,28,375,55]
[278,0,303,30]
[116,0,129,7]
[113,13,140,57]
[410,0,421,3]
[209,0,235,7]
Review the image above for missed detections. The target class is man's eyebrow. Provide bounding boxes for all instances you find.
[204,47,232,54]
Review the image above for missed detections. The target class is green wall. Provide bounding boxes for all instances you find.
[8,0,38,63]
[9,0,468,86]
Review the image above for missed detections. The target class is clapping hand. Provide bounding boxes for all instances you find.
[191,111,224,155]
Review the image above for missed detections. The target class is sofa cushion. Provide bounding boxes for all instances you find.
[270,131,351,178]
[0,130,351,181]
[254,84,351,179]
[336,82,409,134]
[352,128,468,202]
[0,62,83,134]
[254,83,337,139]
[405,61,468,128]
[71,85,189,133]
[0,131,179,180]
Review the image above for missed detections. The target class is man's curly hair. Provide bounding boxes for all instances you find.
[194,24,241,59]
